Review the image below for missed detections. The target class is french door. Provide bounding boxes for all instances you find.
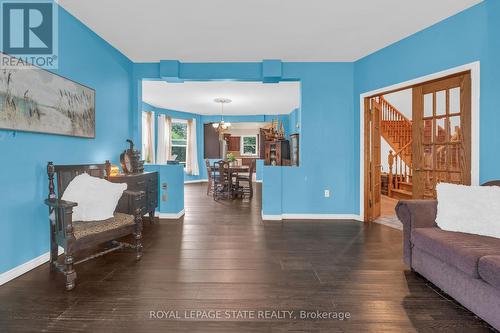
[412,72,471,199]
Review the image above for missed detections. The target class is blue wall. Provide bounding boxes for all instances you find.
[144,164,184,214]
[0,6,133,274]
[288,108,301,136]
[354,0,500,212]
[264,63,355,215]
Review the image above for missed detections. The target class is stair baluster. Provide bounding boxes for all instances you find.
[374,96,413,199]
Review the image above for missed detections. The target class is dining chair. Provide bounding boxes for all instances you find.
[236,159,255,198]
[205,159,214,195]
[213,160,232,200]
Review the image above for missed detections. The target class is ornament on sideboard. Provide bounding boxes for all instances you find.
[120,139,144,174]
[263,116,285,141]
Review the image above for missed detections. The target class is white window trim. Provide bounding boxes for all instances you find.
[240,134,258,156]
[171,119,188,164]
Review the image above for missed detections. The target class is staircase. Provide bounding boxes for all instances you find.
[373,96,413,199]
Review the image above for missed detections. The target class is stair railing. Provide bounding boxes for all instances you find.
[380,96,412,150]
[388,139,413,197]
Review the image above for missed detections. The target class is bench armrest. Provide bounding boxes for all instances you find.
[395,200,438,266]
[44,198,78,209]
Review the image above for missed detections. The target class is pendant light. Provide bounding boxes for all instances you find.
[212,98,232,133]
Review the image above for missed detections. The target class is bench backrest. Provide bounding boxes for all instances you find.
[47,162,107,199]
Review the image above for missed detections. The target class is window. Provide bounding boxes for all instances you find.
[171,120,187,163]
[241,135,258,156]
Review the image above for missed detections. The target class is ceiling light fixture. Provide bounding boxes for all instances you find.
[212,98,232,133]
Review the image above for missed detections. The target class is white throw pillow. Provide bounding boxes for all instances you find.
[62,173,127,222]
[436,183,500,239]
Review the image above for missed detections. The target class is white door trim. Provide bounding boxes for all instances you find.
[359,61,480,221]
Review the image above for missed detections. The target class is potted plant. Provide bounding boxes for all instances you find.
[226,153,236,166]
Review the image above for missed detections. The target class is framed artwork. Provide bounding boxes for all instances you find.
[0,52,95,138]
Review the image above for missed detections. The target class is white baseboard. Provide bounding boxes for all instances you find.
[0,246,64,287]
[261,212,362,221]
[184,179,208,184]
[261,213,283,221]
[255,179,263,183]
[155,209,185,219]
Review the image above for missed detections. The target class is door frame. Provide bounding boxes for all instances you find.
[359,61,480,221]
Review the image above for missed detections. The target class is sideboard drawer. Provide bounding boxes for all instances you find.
[108,172,158,218]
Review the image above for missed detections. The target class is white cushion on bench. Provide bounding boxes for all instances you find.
[62,173,127,222]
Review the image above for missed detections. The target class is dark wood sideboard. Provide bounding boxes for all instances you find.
[264,140,290,166]
[108,172,158,220]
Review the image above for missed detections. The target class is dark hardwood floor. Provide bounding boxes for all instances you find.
[0,183,494,332]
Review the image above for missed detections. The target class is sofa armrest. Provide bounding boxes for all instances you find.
[395,200,438,266]
[396,200,437,229]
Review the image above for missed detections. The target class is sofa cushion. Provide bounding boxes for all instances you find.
[478,256,500,289]
[411,228,500,278]
[436,183,500,239]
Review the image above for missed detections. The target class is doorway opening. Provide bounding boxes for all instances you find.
[363,66,476,223]
[140,80,301,217]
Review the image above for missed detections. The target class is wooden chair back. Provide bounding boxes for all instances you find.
[205,159,212,181]
[48,162,107,199]
[214,160,229,183]
[248,159,256,179]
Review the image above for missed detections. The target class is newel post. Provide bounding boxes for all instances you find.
[47,162,56,200]
[388,151,394,197]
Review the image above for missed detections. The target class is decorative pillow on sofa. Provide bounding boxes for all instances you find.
[436,183,500,239]
[62,173,127,222]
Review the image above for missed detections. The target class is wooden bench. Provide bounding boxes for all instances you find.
[45,162,144,291]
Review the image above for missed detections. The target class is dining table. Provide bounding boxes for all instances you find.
[210,164,249,198]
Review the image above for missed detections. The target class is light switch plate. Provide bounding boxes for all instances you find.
[324,190,330,198]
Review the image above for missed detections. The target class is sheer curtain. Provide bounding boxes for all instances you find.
[156,114,172,164]
[141,111,155,163]
[186,118,199,176]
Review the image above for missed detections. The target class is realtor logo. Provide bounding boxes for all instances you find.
[1,0,58,69]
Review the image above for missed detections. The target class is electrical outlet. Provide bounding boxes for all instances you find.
[324,189,330,198]
[162,193,168,201]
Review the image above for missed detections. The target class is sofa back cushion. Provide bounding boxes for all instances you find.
[436,183,500,239]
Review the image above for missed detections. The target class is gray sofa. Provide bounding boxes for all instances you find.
[396,200,500,331]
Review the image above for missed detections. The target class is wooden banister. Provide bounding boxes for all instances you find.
[380,96,411,124]
[373,96,414,198]
[388,139,413,196]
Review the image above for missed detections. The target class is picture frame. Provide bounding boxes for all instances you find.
[0,52,96,138]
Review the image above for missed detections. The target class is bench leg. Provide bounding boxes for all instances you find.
[50,228,58,272]
[134,212,143,261]
[64,254,76,291]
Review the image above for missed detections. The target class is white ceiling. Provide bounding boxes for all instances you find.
[228,122,270,130]
[59,0,481,62]
[142,81,300,115]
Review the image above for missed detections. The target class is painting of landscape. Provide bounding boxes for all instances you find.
[0,53,95,138]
